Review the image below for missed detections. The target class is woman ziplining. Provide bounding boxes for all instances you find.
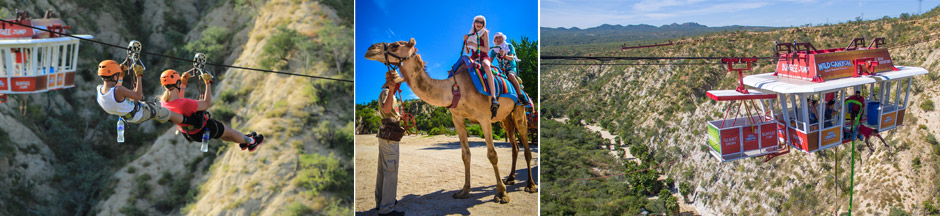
[159,69,265,151]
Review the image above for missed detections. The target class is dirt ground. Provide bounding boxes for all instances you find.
[355,134,539,216]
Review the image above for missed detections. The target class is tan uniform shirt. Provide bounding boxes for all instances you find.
[378,88,400,121]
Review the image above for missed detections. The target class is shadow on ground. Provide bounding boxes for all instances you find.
[420,139,540,153]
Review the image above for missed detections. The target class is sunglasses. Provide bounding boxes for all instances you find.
[474,20,484,24]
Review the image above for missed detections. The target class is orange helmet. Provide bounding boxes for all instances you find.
[160,69,180,86]
[98,60,122,76]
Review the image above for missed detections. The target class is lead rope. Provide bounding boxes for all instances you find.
[845,99,864,215]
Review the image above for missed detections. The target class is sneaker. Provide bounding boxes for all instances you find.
[490,98,499,118]
[378,210,405,216]
[239,132,256,150]
[248,133,264,152]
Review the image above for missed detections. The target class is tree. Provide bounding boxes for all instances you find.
[510,36,538,104]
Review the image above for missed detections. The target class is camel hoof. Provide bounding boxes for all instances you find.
[494,192,510,204]
[525,184,538,193]
[503,177,516,185]
[452,190,471,199]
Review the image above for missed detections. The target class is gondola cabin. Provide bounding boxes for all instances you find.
[0,11,92,103]
[744,65,926,153]
[705,90,782,162]
[704,38,927,161]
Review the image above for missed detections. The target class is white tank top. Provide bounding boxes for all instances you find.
[97,85,142,121]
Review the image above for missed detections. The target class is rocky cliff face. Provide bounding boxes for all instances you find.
[0,0,352,215]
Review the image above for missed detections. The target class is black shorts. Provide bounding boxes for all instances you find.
[184,119,225,142]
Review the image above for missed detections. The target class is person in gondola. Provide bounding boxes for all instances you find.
[824,100,836,128]
[846,91,865,122]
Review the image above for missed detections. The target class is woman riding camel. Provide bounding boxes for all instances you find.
[489,32,531,106]
[464,15,499,118]
[159,69,264,151]
[96,59,200,126]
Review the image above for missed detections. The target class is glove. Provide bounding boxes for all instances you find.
[181,73,192,83]
[133,65,144,76]
[200,73,212,84]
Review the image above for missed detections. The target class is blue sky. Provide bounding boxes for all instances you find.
[542,0,940,28]
[355,0,539,104]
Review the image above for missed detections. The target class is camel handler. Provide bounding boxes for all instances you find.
[375,69,406,216]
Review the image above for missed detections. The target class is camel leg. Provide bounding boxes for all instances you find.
[501,120,518,185]
[515,109,537,193]
[481,121,509,204]
[451,115,472,199]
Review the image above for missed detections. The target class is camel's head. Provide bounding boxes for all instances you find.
[364,38,417,64]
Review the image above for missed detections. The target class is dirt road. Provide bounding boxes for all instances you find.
[355,134,539,215]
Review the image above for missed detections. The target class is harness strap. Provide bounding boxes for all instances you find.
[123,101,141,119]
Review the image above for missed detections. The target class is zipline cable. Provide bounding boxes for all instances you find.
[541,55,777,61]
[541,62,719,66]
[0,19,353,83]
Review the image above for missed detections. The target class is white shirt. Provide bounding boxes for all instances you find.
[96,85,143,121]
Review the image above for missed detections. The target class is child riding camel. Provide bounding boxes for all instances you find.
[159,69,264,151]
[464,15,499,118]
[95,59,200,126]
[489,32,532,106]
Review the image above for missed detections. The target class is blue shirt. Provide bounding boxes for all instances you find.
[489,43,517,75]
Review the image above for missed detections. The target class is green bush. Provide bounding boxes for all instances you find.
[468,124,483,138]
[183,26,231,60]
[927,133,939,146]
[428,126,455,136]
[889,206,911,216]
[922,99,935,112]
[119,205,145,216]
[293,153,351,199]
[212,106,236,123]
[259,26,303,70]
[284,202,315,216]
[320,0,353,26]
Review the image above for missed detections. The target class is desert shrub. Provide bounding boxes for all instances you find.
[294,153,352,200]
[183,26,231,60]
[922,99,935,111]
[284,201,315,216]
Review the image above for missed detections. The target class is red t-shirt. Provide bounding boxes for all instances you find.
[162,98,201,134]
[858,125,874,138]
[847,95,865,113]
[162,98,199,117]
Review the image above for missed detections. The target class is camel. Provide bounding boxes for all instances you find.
[365,38,536,204]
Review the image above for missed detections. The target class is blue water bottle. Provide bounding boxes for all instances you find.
[201,128,209,152]
[117,117,125,143]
